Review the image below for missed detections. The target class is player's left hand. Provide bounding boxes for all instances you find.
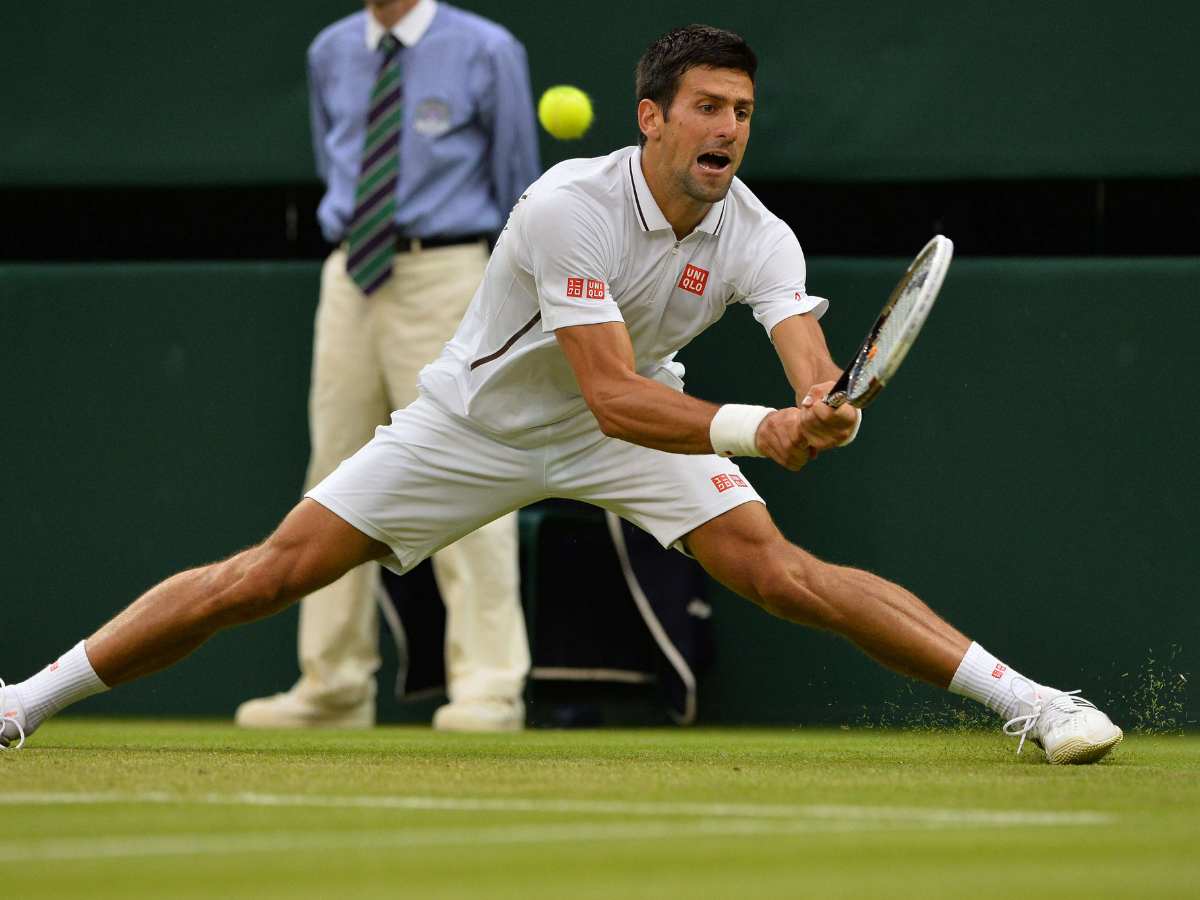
[797,381,860,452]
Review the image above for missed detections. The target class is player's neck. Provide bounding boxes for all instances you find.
[367,0,420,30]
[639,152,710,241]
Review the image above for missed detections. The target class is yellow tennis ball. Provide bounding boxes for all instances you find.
[537,85,593,140]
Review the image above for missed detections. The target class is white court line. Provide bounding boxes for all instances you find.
[0,819,869,863]
[7,790,1116,827]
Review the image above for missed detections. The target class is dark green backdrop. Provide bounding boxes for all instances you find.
[2,259,1195,724]
[5,1,1199,184]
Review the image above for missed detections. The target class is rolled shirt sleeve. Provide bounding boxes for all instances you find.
[520,189,625,333]
[741,225,829,335]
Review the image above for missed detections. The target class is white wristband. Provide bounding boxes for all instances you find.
[837,408,863,447]
[709,404,775,458]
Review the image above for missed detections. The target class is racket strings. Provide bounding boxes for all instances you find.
[834,235,951,408]
[853,270,928,391]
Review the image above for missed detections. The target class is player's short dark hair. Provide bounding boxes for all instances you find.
[634,25,757,146]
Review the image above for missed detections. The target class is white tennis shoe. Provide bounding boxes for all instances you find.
[1004,678,1122,764]
[1,679,27,751]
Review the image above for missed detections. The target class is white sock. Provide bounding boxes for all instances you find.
[8,640,109,736]
[949,642,1059,722]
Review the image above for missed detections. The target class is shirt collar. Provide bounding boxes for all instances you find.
[626,147,727,237]
[365,0,437,50]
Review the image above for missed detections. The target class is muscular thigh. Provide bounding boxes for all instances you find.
[265,498,392,597]
[683,501,797,602]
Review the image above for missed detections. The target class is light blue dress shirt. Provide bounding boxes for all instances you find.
[308,3,541,244]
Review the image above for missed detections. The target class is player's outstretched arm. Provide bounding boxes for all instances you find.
[770,313,843,401]
[769,313,860,452]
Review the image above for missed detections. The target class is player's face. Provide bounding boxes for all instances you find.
[660,66,754,204]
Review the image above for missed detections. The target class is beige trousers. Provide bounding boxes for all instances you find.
[293,242,529,710]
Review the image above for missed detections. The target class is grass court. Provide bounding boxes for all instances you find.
[4,720,1198,898]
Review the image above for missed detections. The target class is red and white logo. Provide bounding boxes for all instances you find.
[48,660,60,673]
[677,263,709,297]
[567,276,607,300]
[991,663,1007,679]
[711,473,747,493]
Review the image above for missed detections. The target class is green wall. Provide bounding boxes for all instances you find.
[6,1,1199,184]
[2,258,1195,725]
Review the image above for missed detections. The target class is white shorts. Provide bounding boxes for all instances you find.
[307,394,765,574]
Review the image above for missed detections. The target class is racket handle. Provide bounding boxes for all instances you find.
[823,390,848,408]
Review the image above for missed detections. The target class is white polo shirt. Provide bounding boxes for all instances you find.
[418,145,828,440]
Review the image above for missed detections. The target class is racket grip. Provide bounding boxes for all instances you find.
[823,390,848,408]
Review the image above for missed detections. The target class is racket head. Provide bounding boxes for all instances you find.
[826,234,954,409]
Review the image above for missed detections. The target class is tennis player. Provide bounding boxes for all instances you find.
[1,25,1121,763]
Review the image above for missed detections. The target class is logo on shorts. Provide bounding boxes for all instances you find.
[47,660,60,673]
[566,276,607,300]
[991,663,1007,679]
[711,473,748,493]
[678,264,709,297]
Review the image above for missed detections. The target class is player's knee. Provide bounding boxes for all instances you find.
[751,549,841,629]
[200,544,296,628]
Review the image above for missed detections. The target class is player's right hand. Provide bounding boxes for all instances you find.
[755,408,817,471]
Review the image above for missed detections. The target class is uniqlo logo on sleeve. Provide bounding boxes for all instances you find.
[730,474,747,488]
[991,663,1007,679]
[566,276,584,298]
[586,278,606,300]
[677,263,709,296]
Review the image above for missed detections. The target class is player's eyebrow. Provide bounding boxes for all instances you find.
[693,90,755,109]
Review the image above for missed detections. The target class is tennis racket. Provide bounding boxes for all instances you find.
[824,234,954,409]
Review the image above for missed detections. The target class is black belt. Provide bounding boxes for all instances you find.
[394,233,488,253]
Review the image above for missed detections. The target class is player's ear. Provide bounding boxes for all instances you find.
[637,98,663,143]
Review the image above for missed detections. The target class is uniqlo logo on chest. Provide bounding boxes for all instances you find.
[586,278,606,300]
[677,263,709,297]
[991,663,1008,679]
[566,276,584,298]
[711,473,747,493]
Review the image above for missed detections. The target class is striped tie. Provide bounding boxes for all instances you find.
[347,33,403,296]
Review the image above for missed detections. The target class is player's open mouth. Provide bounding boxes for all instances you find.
[696,152,732,172]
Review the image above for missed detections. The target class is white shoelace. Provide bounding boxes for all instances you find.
[0,678,26,751]
[1002,677,1083,755]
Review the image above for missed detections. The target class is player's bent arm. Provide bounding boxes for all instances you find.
[555,322,816,470]
[769,313,860,451]
[555,322,721,454]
